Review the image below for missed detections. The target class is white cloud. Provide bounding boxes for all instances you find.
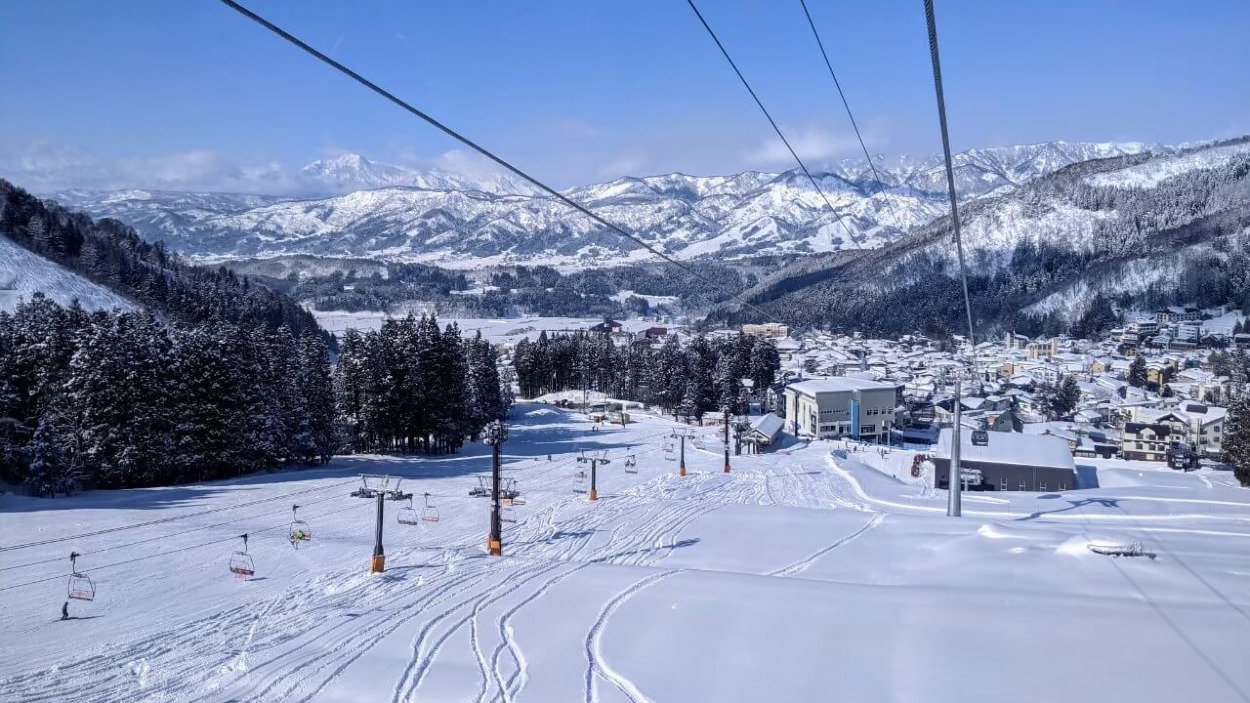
[597,153,647,178]
[744,126,861,168]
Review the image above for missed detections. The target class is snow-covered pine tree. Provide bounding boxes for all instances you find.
[1223,389,1250,487]
[297,332,337,464]
[652,334,685,419]
[1128,356,1148,388]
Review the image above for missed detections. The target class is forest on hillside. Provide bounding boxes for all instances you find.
[1,180,327,342]
[251,261,759,319]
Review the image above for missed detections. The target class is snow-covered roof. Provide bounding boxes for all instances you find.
[750,413,785,440]
[936,428,1075,471]
[787,377,897,395]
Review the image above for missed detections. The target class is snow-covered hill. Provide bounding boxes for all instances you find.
[50,141,1159,268]
[0,235,136,313]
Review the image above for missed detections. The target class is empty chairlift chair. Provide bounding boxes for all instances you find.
[288,504,312,548]
[421,493,440,523]
[228,534,255,577]
[67,552,95,601]
[397,497,420,526]
[624,455,638,474]
[663,441,676,461]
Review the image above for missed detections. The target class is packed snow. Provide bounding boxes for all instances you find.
[0,236,136,314]
[2,403,1248,702]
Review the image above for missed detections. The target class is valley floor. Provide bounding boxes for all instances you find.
[2,405,1248,702]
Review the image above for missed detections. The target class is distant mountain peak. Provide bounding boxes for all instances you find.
[297,152,536,196]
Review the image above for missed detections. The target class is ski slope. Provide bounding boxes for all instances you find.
[2,405,1249,702]
[0,235,136,314]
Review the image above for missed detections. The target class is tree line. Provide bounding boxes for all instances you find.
[512,330,780,422]
[0,301,516,496]
[333,314,512,454]
[0,295,336,495]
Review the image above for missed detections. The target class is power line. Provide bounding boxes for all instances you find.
[683,0,864,251]
[217,0,782,325]
[797,0,901,226]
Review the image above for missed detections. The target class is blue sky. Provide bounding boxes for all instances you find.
[1,0,1247,192]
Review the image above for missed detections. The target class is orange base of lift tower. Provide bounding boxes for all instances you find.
[588,488,598,501]
[723,463,731,474]
[488,537,502,556]
[370,555,386,574]
[678,466,686,477]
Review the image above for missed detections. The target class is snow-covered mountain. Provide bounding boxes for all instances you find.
[51,141,1163,269]
[298,153,538,196]
[716,137,1250,333]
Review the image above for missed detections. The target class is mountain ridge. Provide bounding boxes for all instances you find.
[48,140,1159,268]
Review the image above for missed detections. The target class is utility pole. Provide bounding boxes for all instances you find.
[351,474,412,573]
[577,451,610,501]
[485,420,507,556]
[948,379,963,518]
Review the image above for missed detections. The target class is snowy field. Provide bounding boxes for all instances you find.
[2,404,1249,702]
[313,312,660,343]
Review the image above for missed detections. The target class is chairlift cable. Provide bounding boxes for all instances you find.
[0,491,347,573]
[921,0,978,354]
[217,0,785,326]
[797,0,902,226]
[0,478,358,553]
[0,501,371,594]
[683,0,865,251]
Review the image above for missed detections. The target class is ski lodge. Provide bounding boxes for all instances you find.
[783,377,899,442]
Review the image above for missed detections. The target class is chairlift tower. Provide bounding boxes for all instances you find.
[351,474,413,574]
[577,450,610,501]
[485,420,508,556]
[669,430,693,477]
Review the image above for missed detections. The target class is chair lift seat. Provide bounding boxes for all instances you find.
[229,552,255,577]
[397,507,420,525]
[68,573,95,601]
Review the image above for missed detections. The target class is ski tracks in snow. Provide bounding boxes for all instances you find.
[584,569,682,703]
[768,513,885,577]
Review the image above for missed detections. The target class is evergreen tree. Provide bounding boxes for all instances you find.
[1128,356,1148,388]
[1224,392,1250,487]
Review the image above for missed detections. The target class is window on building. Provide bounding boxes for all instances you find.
[999,477,1007,491]
[1039,480,1047,491]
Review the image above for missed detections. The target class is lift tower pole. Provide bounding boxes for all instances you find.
[577,451,610,501]
[948,379,963,518]
[351,475,411,573]
[671,429,691,477]
[486,420,508,556]
[723,406,732,473]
